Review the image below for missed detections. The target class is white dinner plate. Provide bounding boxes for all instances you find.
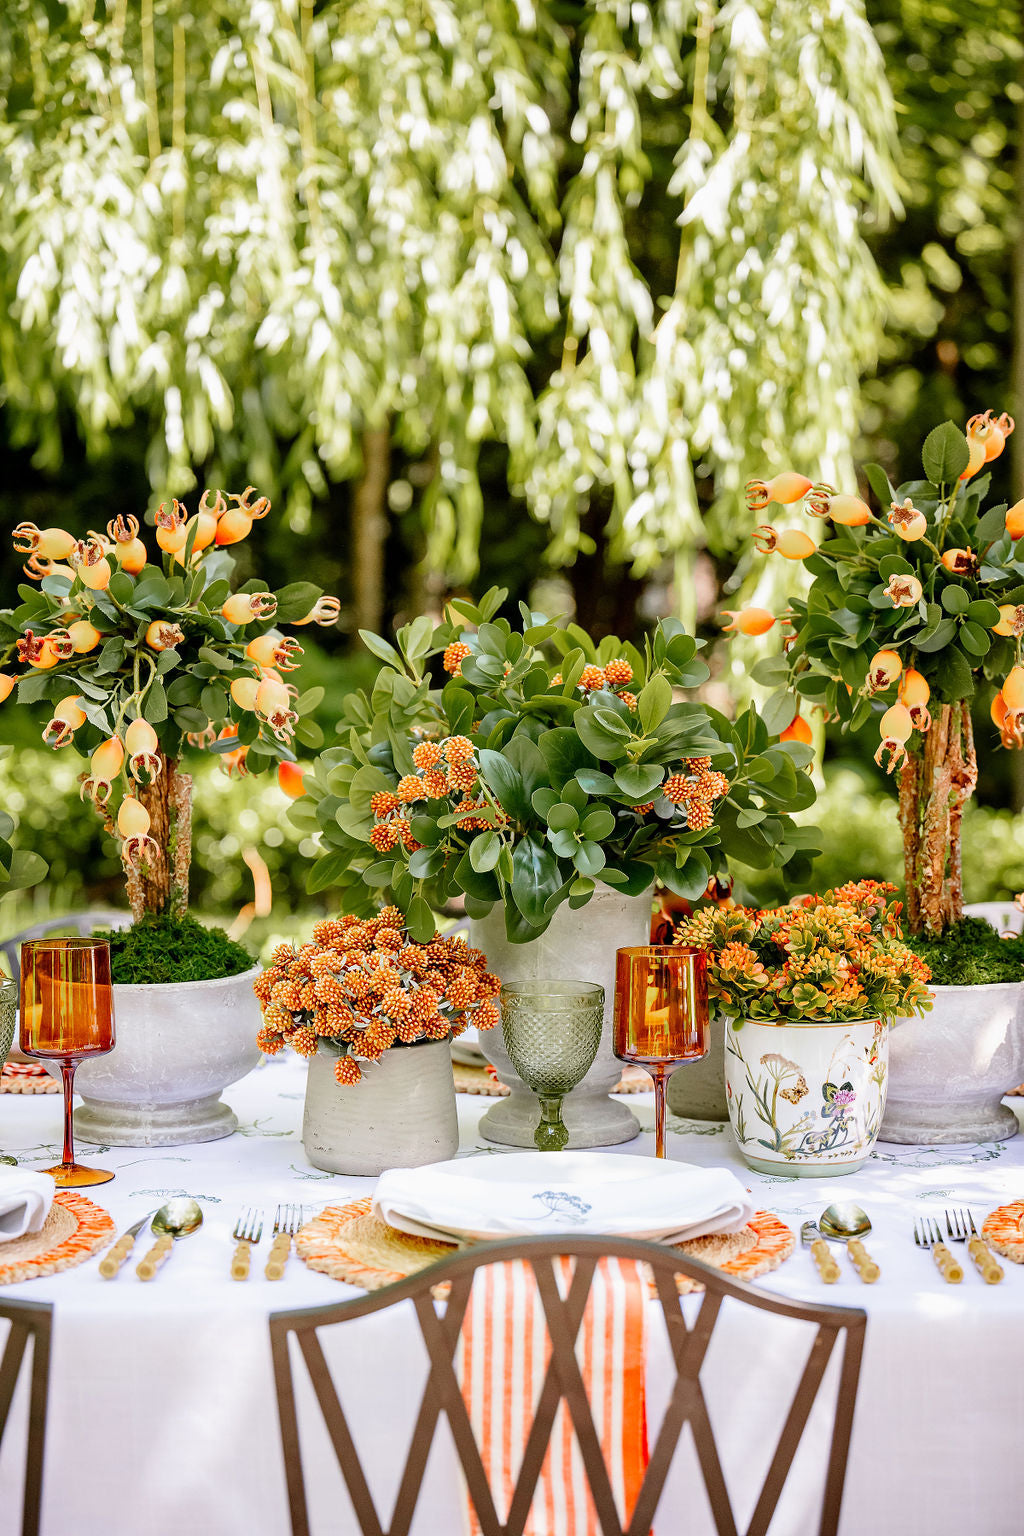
[373,1151,754,1244]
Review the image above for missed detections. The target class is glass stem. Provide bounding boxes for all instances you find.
[60,1062,77,1169]
[653,1068,667,1159]
[536,1094,569,1152]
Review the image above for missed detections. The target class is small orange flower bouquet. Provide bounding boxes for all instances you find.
[253,907,501,1084]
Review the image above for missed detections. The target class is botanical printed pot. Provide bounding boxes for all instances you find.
[724,1015,888,1177]
[881,983,1024,1144]
[68,967,262,1147]
[470,885,652,1148]
[302,1040,459,1176]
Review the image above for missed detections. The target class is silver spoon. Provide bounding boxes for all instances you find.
[800,1220,840,1283]
[135,1197,203,1281]
[819,1202,880,1282]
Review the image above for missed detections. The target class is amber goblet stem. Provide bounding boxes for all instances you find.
[652,1067,669,1159]
[59,1063,78,1172]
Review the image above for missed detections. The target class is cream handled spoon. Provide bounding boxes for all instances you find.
[100,1209,157,1279]
[135,1198,203,1281]
[800,1221,841,1283]
[819,1202,880,1283]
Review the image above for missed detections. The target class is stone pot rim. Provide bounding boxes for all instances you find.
[110,963,260,997]
[925,979,1024,996]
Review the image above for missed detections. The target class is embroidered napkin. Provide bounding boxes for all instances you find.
[374,1153,754,1245]
[459,1256,648,1536]
[0,1165,55,1240]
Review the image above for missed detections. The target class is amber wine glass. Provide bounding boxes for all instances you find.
[613,946,709,1158]
[20,938,116,1187]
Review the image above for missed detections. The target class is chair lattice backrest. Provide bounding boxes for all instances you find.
[0,910,132,987]
[0,1298,52,1536]
[269,1234,866,1536]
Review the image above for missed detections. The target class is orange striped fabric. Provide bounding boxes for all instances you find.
[459,1257,649,1535]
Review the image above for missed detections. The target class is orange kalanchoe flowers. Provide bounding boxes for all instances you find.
[253,909,502,1085]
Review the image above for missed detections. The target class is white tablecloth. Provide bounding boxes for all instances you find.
[1,1057,1023,1536]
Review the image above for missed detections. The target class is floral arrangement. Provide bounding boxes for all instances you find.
[294,589,821,943]
[0,494,335,929]
[253,908,501,1084]
[728,415,1021,937]
[673,881,933,1024]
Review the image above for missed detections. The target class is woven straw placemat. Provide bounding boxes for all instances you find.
[453,1062,653,1098]
[982,1199,1024,1263]
[0,1062,58,1094]
[296,1196,792,1295]
[0,1191,115,1284]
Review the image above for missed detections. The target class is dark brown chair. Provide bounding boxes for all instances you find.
[0,1298,52,1536]
[269,1234,866,1536]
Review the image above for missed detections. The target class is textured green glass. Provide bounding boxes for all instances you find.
[500,982,604,1152]
[0,977,15,1071]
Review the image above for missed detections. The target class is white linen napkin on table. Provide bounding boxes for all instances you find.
[374,1154,755,1246]
[0,1166,55,1241]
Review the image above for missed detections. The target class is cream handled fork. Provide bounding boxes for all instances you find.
[231,1208,263,1280]
[945,1208,1003,1283]
[914,1216,963,1283]
[265,1204,304,1281]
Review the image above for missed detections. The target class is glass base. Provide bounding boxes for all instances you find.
[41,1162,114,1188]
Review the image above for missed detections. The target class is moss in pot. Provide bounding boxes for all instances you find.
[1,496,339,1141]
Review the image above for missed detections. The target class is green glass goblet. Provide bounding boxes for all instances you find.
[0,975,18,1165]
[500,981,604,1151]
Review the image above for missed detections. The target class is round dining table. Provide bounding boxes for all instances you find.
[0,1054,1022,1536]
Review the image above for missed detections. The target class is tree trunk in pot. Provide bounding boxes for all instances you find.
[469,885,651,1148]
[898,702,976,937]
[123,753,193,921]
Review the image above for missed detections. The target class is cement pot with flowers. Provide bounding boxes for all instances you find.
[676,884,933,1175]
[1,495,338,1144]
[254,909,500,1175]
[295,590,822,1148]
[732,412,1024,1141]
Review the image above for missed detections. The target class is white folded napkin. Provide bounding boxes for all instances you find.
[374,1152,755,1245]
[0,1166,55,1241]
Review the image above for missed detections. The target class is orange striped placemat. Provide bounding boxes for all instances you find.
[460,1255,647,1536]
[0,1062,58,1094]
[453,1063,654,1097]
[0,1191,115,1283]
[982,1199,1024,1262]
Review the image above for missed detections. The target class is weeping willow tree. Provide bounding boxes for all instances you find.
[0,0,898,622]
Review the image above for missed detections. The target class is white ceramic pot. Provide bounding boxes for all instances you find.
[469,885,651,1148]
[302,1040,459,1176]
[69,967,262,1147]
[724,1015,888,1177]
[881,983,1024,1143]
[964,901,1024,936]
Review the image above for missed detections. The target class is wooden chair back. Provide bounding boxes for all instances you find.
[0,1297,52,1536]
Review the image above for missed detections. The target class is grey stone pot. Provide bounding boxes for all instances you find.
[881,982,1024,1143]
[666,1018,728,1121]
[302,1040,459,1176]
[70,967,262,1147]
[470,885,652,1148]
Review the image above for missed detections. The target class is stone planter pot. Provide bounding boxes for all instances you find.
[724,1015,888,1177]
[470,885,651,1148]
[881,983,1024,1143]
[66,967,262,1147]
[302,1041,459,1176]
[666,1016,728,1121]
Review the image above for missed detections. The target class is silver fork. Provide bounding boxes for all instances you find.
[947,1208,1003,1283]
[231,1207,264,1281]
[265,1203,305,1281]
[914,1216,962,1283]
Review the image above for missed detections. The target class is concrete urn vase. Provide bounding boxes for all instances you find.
[469,884,652,1148]
[67,967,263,1147]
[302,1041,459,1177]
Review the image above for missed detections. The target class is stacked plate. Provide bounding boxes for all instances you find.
[373,1151,754,1247]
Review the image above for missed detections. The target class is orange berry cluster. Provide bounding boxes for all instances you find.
[370,736,503,849]
[254,908,502,1085]
[662,758,730,831]
[549,658,636,710]
[443,642,472,676]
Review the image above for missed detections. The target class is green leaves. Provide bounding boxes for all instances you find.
[922,421,970,486]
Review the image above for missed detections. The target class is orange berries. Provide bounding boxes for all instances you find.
[12,523,78,560]
[663,772,690,805]
[0,675,15,704]
[125,718,161,780]
[941,548,977,576]
[370,790,400,819]
[73,536,112,590]
[412,741,444,770]
[106,516,147,574]
[888,499,927,541]
[1006,501,1024,541]
[155,501,188,553]
[753,526,816,560]
[222,592,278,624]
[899,670,931,731]
[245,634,303,671]
[1003,667,1024,712]
[874,703,914,773]
[825,494,872,527]
[293,596,341,627]
[866,650,902,692]
[117,796,151,839]
[745,473,813,510]
[780,714,812,744]
[579,665,607,691]
[396,774,426,803]
[277,761,309,800]
[603,658,633,686]
[42,694,86,749]
[255,676,297,739]
[443,736,474,763]
[230,676,260,711]
[993,605,1022,637]
[443,641,471,676]
[215,488,270,546]
[67,620,102,654]
[967,410,1014,465]
[721,607,776,636]
[992,692,1009,730]
[883,574,922,609]
[145,620,184,651]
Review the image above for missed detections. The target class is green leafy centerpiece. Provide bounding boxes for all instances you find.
[675,882,932,1175]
